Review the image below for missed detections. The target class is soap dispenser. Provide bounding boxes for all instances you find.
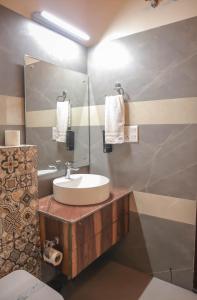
[102,130,112,153]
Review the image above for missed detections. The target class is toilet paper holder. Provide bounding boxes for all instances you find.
[44,237,59,250]
[43,237,63,267]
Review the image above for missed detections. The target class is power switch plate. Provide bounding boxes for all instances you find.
[124,125,139,143]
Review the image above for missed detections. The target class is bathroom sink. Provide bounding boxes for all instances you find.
[38,169,57,177]
[53,174,110,205]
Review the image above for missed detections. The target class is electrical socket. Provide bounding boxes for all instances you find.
[124,125,139,143]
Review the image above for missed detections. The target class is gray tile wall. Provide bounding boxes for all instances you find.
[111,212,195,291]
[90,124,197,200]
[88,17,197,290]
[88,17,197,105]
[25,60,88,111]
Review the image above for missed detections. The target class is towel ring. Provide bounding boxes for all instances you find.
[56,91,67,102]
[114,83,124,95]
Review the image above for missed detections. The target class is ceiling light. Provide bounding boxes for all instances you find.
[91,41,131,70]
[27,23,81,62]
[33,10,90,41]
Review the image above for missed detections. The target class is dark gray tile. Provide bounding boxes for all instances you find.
[88,17,197,105]
[111,212,195,290]
[172,268,194,291]
[90,124,197,200]
[25,60,88,111]
[153,270,172,284]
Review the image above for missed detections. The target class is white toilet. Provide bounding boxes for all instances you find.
[0,270,64,300]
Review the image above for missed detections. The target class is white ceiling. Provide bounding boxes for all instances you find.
[0,0,130,46]
[1,0,195,47]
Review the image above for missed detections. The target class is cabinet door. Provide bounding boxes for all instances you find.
[71,195,129,250]
[71,213,129,278]
[71,195,129,278]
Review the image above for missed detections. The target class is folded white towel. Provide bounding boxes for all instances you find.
[53,101,69,143]
[105,95,125,144]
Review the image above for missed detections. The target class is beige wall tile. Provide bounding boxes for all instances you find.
[89,105,105,126]
[24,55,40,65]
[26,106,89,128]
[11,97,197,128]
[72,106,89,127]
[126,98,197,125]
[0,97,6,124]
[0,95,24,125]
[26,109,56,127]
[90,97,197,126]
[130,191,196,225]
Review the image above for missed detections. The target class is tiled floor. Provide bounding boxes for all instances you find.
[140,278,197,300]
[46,257,197,300]
[61,260,151,300]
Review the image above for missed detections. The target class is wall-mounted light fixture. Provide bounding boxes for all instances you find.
[32,11,90,42]
[145,0,159,8]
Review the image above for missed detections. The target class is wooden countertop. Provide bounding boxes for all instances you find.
[38,188,130,223]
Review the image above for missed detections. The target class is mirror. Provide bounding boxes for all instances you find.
[24,55,89,174]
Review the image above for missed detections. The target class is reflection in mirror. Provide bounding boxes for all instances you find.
[24,55,89,176]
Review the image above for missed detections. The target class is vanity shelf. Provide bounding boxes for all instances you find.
[38,188,130,279]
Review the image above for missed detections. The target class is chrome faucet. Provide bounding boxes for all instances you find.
[48,160,62,171]
[65,161,79,179]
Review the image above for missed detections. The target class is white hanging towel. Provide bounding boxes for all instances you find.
[53,101,69,143]
[105,95,125,144]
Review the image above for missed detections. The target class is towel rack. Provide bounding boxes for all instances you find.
[56,91,69,102]
[56,91,72,135]
[114,83,124,96]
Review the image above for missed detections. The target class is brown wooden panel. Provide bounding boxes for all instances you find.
[61,222,70,276]
[39,188,130,223]
[39,215,70,276]
[101,203,113,229]
[39,214,46,251]
[124,195,130,215]
[76,235,97,277]
[101,222,113,253]
[72,214,95,249]
[71,196,129,251]
[71,213,129,278]
[117,195,130,219]
[39,194,130,279]
[43,217,64,252]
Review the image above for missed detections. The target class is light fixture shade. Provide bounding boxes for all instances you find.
[32,11,90,42]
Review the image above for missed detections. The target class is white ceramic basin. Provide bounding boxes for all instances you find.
[38,169,57,177]
[53,174,110,206]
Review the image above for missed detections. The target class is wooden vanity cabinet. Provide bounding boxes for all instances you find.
[39,191,130,279]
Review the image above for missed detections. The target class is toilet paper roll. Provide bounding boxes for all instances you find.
[43,247,63,267]
[5,130,20,146]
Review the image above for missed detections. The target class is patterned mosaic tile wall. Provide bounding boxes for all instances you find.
[0,145,40,278]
